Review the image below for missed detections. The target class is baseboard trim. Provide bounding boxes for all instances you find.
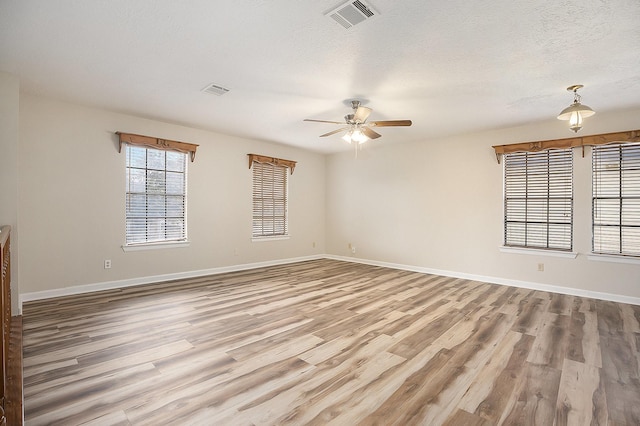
[326,255,640,306]
[18,255,324,312]
[19,254,640,312]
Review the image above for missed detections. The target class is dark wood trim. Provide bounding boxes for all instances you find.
[0,226,9,426]
[0,227,21,425]
[6,316,21,425]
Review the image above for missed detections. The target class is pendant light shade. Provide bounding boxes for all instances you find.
[557,85,595,133]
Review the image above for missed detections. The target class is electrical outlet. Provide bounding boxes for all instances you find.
[537,263,544,272]
[351,246,356,254]
[104,259,111,269]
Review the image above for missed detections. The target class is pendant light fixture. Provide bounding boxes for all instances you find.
[557,84,595,133]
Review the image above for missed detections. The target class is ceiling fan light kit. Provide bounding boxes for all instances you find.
[304,100,412,146]
[557,84,595,133]
[342,128,368,144]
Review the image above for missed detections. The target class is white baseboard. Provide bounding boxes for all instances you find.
[19,254,640,313]
[18,255,324,313]
[326,255,640,306]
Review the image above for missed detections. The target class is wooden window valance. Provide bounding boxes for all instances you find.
[117,132,199,162]
[248,154,297,174]
[492,129,640,163]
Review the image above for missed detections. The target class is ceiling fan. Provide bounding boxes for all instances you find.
[304,100,412,144]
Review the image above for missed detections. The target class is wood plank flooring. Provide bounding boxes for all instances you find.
[21,259,640,425]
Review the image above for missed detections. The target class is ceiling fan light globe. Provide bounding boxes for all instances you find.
[351,129,368,144]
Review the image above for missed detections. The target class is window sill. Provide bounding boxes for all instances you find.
[588,253,640,265]
[122,241,190,252]
[251,235,290,242]
[500,246,578,259]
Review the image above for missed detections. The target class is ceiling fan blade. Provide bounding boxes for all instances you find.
[319,127,349,137]
[362,127,382,139]
[369,120,412,127]
[353,106,372,123]
[303,119,344,124]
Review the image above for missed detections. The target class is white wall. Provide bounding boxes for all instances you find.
[326,108,640,301]
[0,72,19,225]
[14,92,640,304]
[0,71,20,312]
[18,94,325,295]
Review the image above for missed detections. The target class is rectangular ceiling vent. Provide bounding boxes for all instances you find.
[202,83,229,96]
[326,0,378,29]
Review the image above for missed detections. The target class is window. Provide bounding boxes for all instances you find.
[503,149,573,250]
[252,161,289,238]
[125,145,187,245]
[592,142,640,256]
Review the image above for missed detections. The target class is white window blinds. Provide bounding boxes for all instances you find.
[592,142,640,256]
[125,145,187,244]
[504,149,573,250]
[252,161,289,238]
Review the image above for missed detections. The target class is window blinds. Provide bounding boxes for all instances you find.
[592,142,640,256]
[504,149,573,250]
[126,145,187,244]
[252,161,288,237]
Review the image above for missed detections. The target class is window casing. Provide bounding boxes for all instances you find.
[252,161,289,238]
[503,149,573,251]
[125,145,187,245]
[592,142,640,256]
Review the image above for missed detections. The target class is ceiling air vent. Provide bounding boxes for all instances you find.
[202,83,229,96]
[326,0,378,29]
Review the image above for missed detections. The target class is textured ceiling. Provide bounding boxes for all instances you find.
[1,0,639,153]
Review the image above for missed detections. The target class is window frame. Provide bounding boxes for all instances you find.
[502,148,574,252]
[124,144,189,248]
[250,157,293,240]
[592,142,640,257]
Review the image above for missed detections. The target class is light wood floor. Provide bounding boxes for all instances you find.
[22,259,640,425]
